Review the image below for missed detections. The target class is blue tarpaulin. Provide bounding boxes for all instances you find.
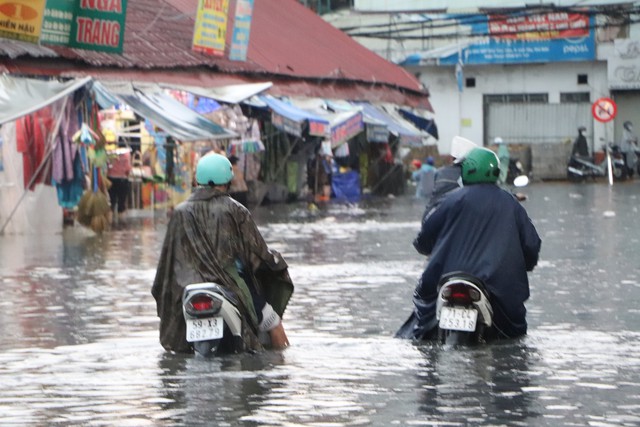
[259,95,329,137]
[331,171,361,202]
[353,102,423,146]
[399,108,438,139]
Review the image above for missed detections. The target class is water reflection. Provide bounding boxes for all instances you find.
[157,352,288,425]
[415,341,541,425]
[0,182,639,425]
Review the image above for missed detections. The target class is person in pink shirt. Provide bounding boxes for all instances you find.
[107,140,132,215]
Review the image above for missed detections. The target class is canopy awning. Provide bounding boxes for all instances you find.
[259,95,330,138]
[326,110,363,147]
[288,98,364,147]
[398,108,439,140]
[352,102,424,146]
[326,99,389,143]
[161,82,273,104]
[93,82,236,142]
[0,75,93,126]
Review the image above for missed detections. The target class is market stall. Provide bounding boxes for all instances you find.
[0,75,94,235]
[92,81,236,211]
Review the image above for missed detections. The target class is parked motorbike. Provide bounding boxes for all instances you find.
[506,158,524,185]
[435,272,494,345]
[511,174,529,202]
[633,145,640,177]
[182,282,246,357]
[567,142,627,182]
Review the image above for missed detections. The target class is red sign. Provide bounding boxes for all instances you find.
[592,97,617,123]
[489,12,589,40]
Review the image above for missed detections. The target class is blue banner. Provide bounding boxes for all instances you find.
[440,37,595,65]
[229,0,254,61]
[438,11,595,65]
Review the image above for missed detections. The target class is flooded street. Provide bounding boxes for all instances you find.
[1,181,640,426]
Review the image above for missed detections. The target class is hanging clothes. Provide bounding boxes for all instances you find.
[52,100,85,208]
[16,106,56,190]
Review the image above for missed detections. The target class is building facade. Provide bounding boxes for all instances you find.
[324,1,640,178]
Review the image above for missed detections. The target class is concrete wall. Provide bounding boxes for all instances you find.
[409,61,611,156]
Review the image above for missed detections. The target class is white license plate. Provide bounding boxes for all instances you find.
[439,307,478,332]
[186,316,224,342]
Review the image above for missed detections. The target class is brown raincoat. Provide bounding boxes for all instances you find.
[151,187,294,353]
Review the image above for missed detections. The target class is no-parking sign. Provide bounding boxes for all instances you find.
[592,97,617,123]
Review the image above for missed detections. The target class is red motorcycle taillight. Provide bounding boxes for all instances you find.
[186,294,222,316]
[191,295,214,312]
[442,284,481,304]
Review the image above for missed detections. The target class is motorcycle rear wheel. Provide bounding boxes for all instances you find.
[438,329,476,345]
[613,165,628,181]
[192,340,221,357]
[567,170,585,182]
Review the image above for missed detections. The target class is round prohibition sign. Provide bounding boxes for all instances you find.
[592,97,617,123]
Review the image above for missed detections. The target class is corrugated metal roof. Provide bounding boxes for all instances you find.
[248,0,421,90]
[0,0,430,108]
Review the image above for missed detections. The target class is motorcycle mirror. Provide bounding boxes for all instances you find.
[513,175,529,188]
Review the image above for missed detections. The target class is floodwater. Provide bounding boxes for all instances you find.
[0,181,639,426]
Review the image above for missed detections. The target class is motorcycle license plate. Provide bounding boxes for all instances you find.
[439,307,478,332]
[186,316,223,342]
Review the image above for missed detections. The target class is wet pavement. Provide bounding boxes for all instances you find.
[0,180,639,426]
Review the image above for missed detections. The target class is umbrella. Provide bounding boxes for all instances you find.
[228,139,265,156]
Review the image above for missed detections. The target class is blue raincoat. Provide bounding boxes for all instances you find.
[397,183,541,339]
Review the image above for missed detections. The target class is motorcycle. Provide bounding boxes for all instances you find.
[435,272,494,345]
[567,142,627,182]
[182,282,247,357]
[506,158,524,185]
[632,145,640,177]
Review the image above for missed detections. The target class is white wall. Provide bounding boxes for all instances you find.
[0,122,62,235]
[412,61,610,155]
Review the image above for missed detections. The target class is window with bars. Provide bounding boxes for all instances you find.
[560,92,590,103]
[484,93,549,104]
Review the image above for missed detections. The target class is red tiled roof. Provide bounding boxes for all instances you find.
[0,0,431,108]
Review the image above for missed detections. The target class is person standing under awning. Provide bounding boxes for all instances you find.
[107,139,132,216]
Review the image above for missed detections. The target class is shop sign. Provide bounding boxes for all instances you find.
[608,39,640,90]
[41,0,74,46]
[192,0,229,57]
[365,123,389,143]
[0,0,47,44]
[69,0,127,53]
[229,0,253,61]
[331,112,363,147]
[271,111,303,137]
[308,120,328,137]
[488,12,590,40]
[40,0,127,53]
[440,11,595,65]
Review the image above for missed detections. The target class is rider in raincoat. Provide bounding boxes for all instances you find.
[397,146,541,340]
[152,153,293,354]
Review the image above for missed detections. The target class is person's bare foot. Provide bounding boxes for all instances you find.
[268,322,290,349]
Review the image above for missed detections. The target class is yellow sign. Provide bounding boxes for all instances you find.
[0,0,46,43]
[192,0,229,57]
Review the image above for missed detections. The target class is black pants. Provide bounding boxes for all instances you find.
[623,153,635,177]
[108,177,130,213]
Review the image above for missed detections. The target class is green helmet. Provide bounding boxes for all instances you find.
[196,153,234,186]
[461,147,501,185]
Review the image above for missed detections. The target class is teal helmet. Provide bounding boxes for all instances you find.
[461,147,500,185]
[196,153,234,186]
